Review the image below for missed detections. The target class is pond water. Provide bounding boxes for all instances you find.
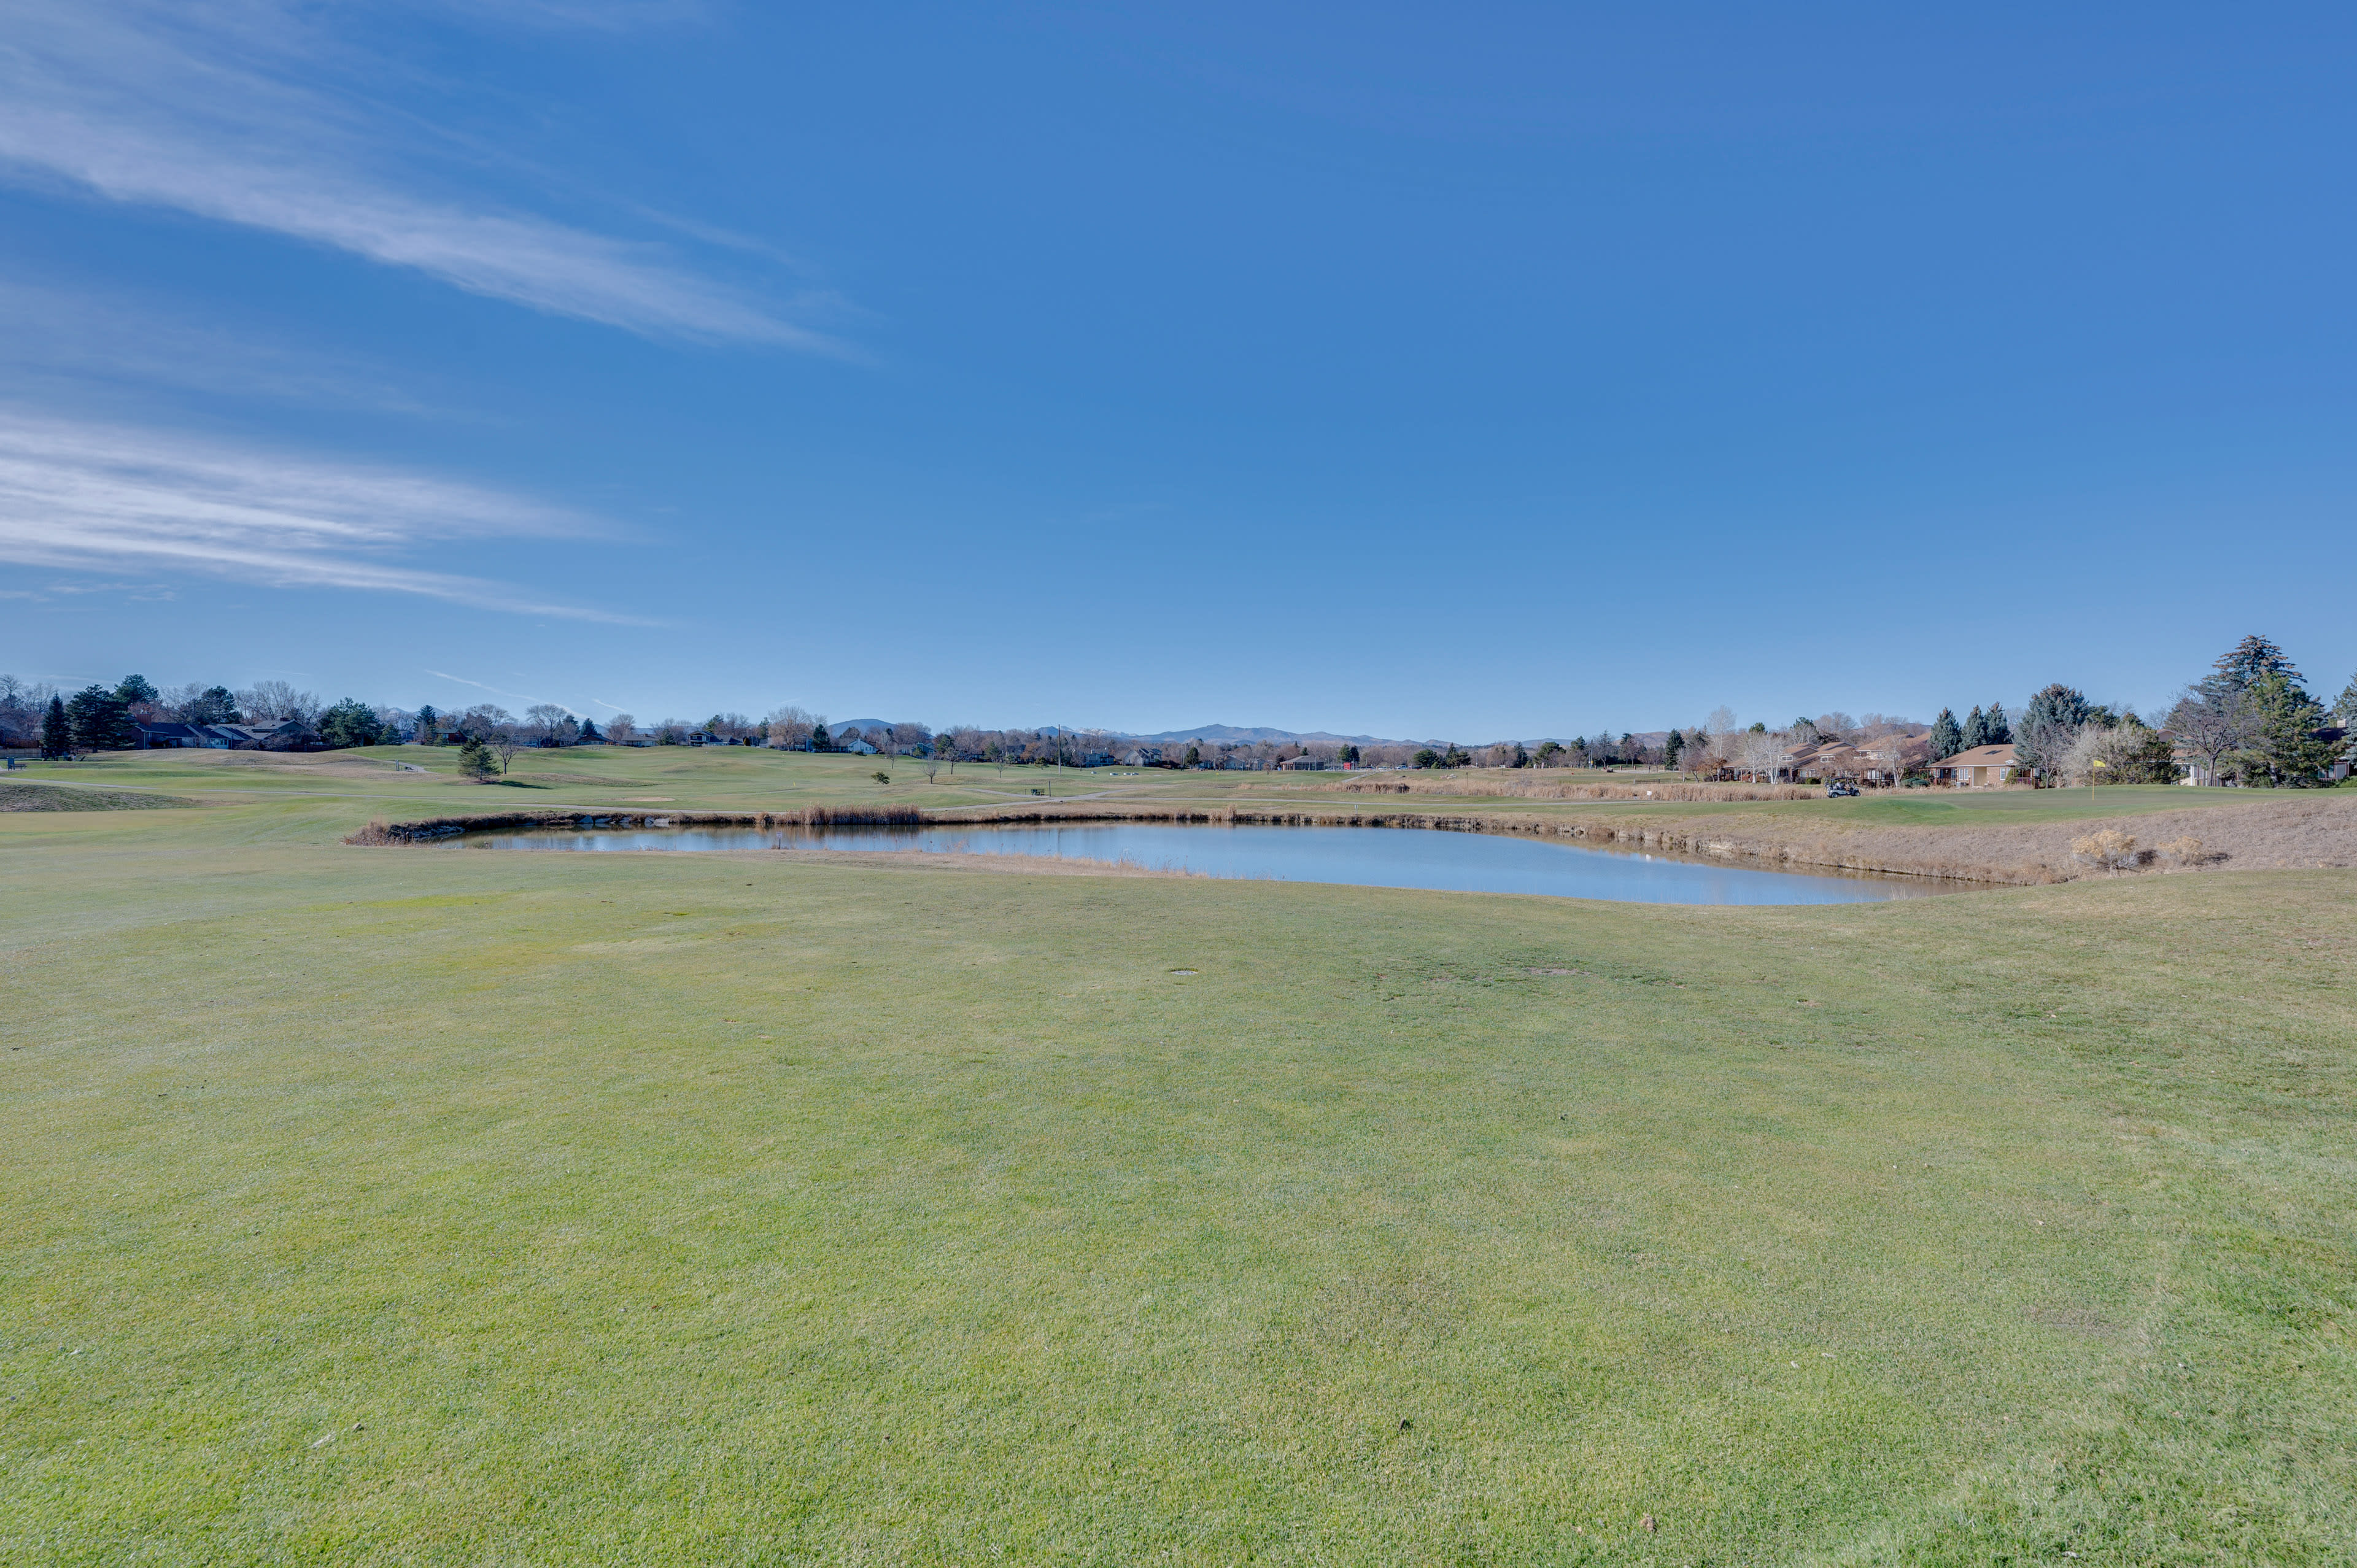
[474,821,1948,905]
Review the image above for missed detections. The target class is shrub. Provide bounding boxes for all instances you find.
[2069,829,2138,875]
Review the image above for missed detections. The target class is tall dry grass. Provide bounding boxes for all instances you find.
[349,804,927,844]
[1549,795,2357,884]
[1325,773,1819,803]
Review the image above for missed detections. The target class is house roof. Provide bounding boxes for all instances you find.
[1931,744,2019,768]
[138,721,268,741]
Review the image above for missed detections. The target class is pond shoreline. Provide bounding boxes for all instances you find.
[347,803,2010,886]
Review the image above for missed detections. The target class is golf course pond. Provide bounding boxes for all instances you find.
[473,820,1954,905]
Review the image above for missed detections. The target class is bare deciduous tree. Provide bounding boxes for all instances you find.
[238,680,321,725]
[524,703,573,746]
[2165,682,2253,786]
[765,705,816,750]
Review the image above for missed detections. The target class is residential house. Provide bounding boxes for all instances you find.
[1930,744,2021,788]
[137,722,238,749]
[1854,730,1931,786]
[1796,743,1863,783]
[1766,741,1830,783]
[137,720,320,751]
[235,720,323,751]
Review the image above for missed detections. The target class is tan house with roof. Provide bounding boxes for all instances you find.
[1931,744,2021,788]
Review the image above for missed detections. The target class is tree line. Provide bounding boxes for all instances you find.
[0,674,395,758]
[2161,635,2352,787]
[9,640,2350,786]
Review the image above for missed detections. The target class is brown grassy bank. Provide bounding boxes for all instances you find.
[1556,794,2357,883]
[1325,773,1819,802]
[0,781,196,811]
[347,803,926,843]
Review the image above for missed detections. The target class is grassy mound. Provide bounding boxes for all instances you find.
[0,781,196,811]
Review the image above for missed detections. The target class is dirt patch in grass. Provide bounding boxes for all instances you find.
[0,781,197,811]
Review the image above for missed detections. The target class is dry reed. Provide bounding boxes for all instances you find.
[1325,774,1819,803]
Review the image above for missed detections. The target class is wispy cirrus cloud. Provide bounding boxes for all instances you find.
[0,410,643,622]
[0,1,835,349]
[0,277,429,411]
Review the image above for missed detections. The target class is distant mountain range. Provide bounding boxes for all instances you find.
[1115,723,1395,746]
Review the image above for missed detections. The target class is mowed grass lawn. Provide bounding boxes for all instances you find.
[2,778,2352,1562]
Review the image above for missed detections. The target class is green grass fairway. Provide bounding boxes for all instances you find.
[4,756,2352,1562]
[14,746,2335,825]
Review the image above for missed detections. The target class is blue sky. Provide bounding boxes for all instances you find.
[3,2,2353,737]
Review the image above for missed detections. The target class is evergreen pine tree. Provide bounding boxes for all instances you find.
[1983,703,2011,744]
[41,694,70,758]
[578,718,602,743]
[1665,728,1684,768]
[315,700,382,749]
[66,684,138,751]
[1959,706,1986,749]
[1929,708,1964,759]
[2245,671,2335,786]
[2013,686,2090,778]
[2214,635,2299,689]
[183,686,239,724]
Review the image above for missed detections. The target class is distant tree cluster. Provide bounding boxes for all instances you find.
[1,671,429,757]
[1901,633,2352,790]
[1660,709,1930,787]
[2164,635,2347,787]
[14,636,2347,789]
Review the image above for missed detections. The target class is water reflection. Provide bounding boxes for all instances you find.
[476,821,1951,906]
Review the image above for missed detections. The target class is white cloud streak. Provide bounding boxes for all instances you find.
[0,277,428,409]
[0,410,642,622]
[0,1,833,348]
